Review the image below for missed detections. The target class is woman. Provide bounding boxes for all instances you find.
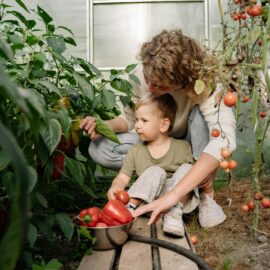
[80,29,236,227]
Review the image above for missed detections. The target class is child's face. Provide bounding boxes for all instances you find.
[135,103,167,142]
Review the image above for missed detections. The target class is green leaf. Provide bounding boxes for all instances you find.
[52,110,71,135]
[73,72,94,101]
[128,74,141,85]
[110,79,132,94]
[0,149,10,171]
[27,224,38,247]
[57,26,74,36]
[102,90,116,109]
[1,172,16,199]
[95,118,121,144]
[65,157,83,186]
[7,33,23,45]
[7,10,28,27]
[125,63,137,73]
[26,35,40,46]
[55,213,74,241]
[46,259,63,270]
[39,119,62,155]
[19,88,46,119]
[38,80,62,97]
[64,37,76,46]
[34,215,54,239]
[75,58,101,76]
[27,166,37,193]
[15,0,29,13]
[48,24,55,34]
[37,5,53,25]
[0,124,31,270]
[0,37,14,62]
[46,36,66,54]
[78,226,95,241]
[36,192,48,208]
[120,95,131,107]
[26,19,36,29]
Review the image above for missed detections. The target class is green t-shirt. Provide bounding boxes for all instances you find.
[120,138,193,178]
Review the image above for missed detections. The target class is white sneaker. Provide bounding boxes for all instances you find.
[163,203,185,237]
[199,193,226,228]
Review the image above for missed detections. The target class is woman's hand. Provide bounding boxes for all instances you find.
[79,116,100,140]
[132,190,180,225]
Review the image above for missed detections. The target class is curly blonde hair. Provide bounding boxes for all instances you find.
[140,29,219,102]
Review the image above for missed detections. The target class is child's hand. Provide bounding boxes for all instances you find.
[107,187,123,201]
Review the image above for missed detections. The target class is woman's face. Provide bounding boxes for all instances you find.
[144,74,180,96]
[147,82,173,96]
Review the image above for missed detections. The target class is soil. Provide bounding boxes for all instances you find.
[185,178,270,270]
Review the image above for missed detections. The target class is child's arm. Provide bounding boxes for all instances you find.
[107,173,131,201]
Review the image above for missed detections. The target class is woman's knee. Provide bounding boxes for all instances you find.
[88,138,121,169]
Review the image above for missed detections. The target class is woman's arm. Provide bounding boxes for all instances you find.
[199,84,237,160]
[133,152,219,224]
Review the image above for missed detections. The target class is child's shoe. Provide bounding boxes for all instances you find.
[163,203,185,237]
[199,192,226,228]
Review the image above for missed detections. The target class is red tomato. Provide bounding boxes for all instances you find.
[116,190,130,205]
[221,148,231,159]
[220,160,229,169]
[190,235,198,245]
[249,5,262,17]
[95,222,108,228]
[228,160,237,170]
[243,96,249,103]
[239,13,247,20]
[211,129,220,138]
[241,204,249,212]
[259,111,267,118]
[247,200,255,211]
[232,13,239,21]
[224,91,237,107]
[261,198,270,209]
[254,192,264,201]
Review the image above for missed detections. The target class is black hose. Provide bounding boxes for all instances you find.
[129,234,212,270]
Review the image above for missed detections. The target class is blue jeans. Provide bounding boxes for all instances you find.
[88,106,209,170]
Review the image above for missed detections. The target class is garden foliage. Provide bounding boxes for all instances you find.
[0,0,137,269]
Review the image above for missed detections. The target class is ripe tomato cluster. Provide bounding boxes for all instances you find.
[77,190,133,228]
[241,192,270,213]
[231,1,262,21]
[219,148,237,173]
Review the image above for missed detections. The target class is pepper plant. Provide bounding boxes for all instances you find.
[0,0,138,268]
